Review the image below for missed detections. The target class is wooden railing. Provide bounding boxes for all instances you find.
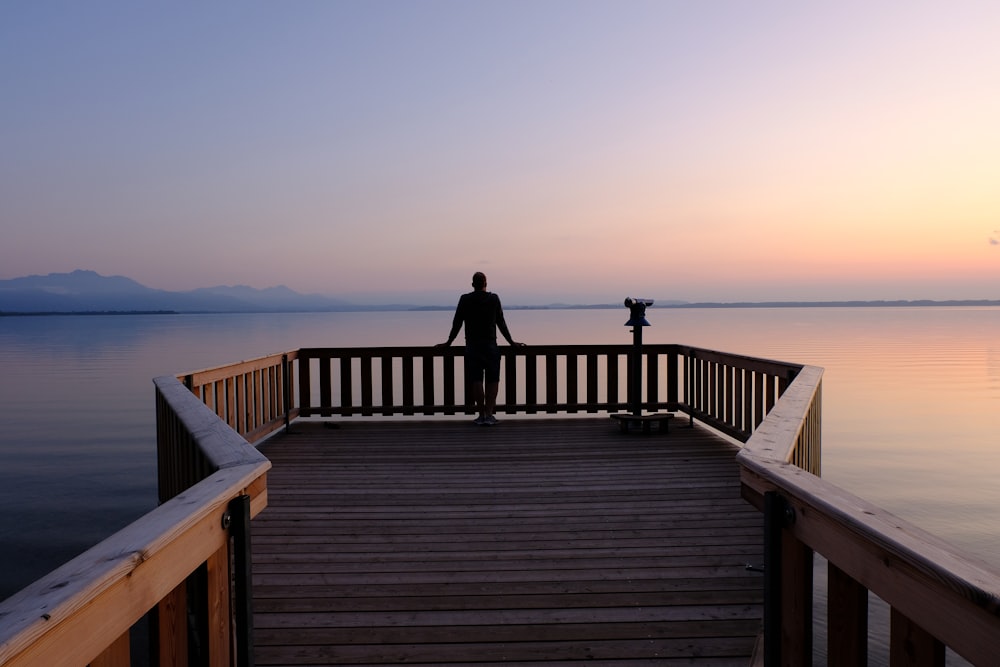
[178,344,803,447]
[290,344,800,434]
[180,350,298,447]
[673,345,806,450]
[738,364,1000,666]
[295,344,650,417]
[4,342,996,665]
[0,376,269,667]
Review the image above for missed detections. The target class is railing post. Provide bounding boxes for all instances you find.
[629,325,642,415]
[687,352,695,427]
[229,494,255,667]
[764,491,813,667]
[282,354,291,432]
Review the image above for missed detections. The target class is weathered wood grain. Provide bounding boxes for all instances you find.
[253,418,764,665]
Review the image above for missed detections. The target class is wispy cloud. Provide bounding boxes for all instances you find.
[992,231,1000,246]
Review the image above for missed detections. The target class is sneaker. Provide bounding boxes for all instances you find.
[473,416,487,425]
[484,415,498,426]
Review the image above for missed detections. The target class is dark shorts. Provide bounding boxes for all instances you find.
[465,341,501,384]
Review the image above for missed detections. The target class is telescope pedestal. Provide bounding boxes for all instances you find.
[610,412,674,434]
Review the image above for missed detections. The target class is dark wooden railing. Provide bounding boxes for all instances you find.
[287,344,800,436]
[177,345,800,443]
[294,344,656,417]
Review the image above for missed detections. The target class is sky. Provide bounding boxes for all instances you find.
[2,1,999,305]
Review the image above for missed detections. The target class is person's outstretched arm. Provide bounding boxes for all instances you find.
[437,299,465,346]
[496,299,525,346]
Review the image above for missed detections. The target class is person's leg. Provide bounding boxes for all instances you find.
[485,381,499,417]
[471,380,486,419]
[484,343,502,422]
[465,344,488,421]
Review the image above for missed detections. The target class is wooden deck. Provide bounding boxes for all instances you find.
[251,416,764,666]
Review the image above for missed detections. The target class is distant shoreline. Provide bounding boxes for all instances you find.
[3,299,1000,317]
[0,310,179,317]
[654,299,1000,309]
[5,272,997,316]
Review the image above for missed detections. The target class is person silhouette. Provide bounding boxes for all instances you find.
[437,272,525,424]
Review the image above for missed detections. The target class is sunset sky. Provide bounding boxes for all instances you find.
[3,1,999,305]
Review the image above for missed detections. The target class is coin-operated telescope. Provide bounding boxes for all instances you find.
[624,297,653,328]
[623,298,653,416]
[612,297,674,433]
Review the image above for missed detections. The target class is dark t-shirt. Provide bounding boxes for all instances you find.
[447,290,514,344]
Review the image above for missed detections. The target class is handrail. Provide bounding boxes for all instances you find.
[0,376,270,666]
[739,363,1000,665]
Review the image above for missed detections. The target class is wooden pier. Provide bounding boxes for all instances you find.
[10,344,1000,666]
[252,417,764,665]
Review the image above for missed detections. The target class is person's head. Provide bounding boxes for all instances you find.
[472,272,487,290]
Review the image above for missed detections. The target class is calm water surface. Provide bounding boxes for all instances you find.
[1,307,998,661]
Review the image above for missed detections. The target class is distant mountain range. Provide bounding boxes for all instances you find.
[0,270,635,313]
[1,271,998,315]
[0,270,370,314]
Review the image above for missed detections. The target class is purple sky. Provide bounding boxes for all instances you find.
[3,1,999,304]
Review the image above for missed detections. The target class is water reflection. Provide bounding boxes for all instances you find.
[1,307,999,610]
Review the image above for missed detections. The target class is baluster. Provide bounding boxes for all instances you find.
[360,355,374,416]
[890,608,945,667]
[524,353,537,413]
[402,353,415,415]
[754,371,766,429]
[298,353,312,417]
[566,353,578,412]
[733,367,744,431]
[253,369,262,430]
[340,356,353,416]
[545,353,558,413]
[586,353,598,412]
[646,351,658,411]
[829,562,868,666]
[504,352,518,414]
[606,353,619,411]
[318,358,333,417]
[422,354,435,415]
[381,354,394,415]
[443,353,456,414]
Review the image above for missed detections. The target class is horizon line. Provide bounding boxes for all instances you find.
[4,297,1000,317]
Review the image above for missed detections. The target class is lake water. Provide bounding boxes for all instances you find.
[1,307,998,662]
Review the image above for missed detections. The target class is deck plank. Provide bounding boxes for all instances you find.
[253,417,763,665]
